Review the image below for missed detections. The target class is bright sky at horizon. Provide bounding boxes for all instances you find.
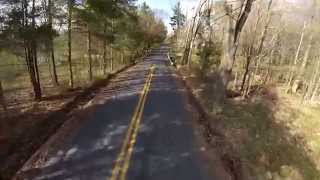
[136,0,198,33]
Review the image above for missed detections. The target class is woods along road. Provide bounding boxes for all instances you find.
[15,46,226,180]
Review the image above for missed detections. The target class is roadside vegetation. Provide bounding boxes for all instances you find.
[0,0,166,179]
[170,0,320,179]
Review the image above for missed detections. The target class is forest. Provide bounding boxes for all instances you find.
[0,0,166,179]
[0,0,166,100]
[170,0,320,103]
[169,0,320,179]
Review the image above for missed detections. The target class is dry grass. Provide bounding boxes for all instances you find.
[179,66,320,180]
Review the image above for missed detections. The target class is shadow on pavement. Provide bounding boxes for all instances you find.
[16,50,214,180]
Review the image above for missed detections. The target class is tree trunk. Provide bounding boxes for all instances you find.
[220,0,254,95]
[262,40,275,85]
[220,4,236,91]
[103,23,107,75]
[257,0,273,55]
[25,48,37,98]
[121,50,125,65]
[187,40,195,69]
[305,60,320,102]
[245,71,254,96]
[33,46,41,95]
[248,0,273,88]
[30,0,41,100]
[25,43,42,101]
[0,80,8,139]
[311,76,320,103]
[48,0,59,85]
[253,57,261,84]
[240,56,251,92]
[110,46,114,72]
[182,17,196,65]
[110,19,114,72]
[298,34,313,81]
[241,0,269,94]
[0,81,7,112]
[182,0,206,66]
[87,30,93,81]
[286,21,306,91]
[68,0,74,88]
[22,0,41,100]
[233,71,238,90]
[47,58,53,81]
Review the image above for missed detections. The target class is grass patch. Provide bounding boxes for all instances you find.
[214,93,320,180]
[179,66,320,180]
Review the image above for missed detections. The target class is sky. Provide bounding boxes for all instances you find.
[136,0,198,33]
[135,0,307,33]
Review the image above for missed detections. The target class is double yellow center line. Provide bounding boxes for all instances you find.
[110,65,156,180]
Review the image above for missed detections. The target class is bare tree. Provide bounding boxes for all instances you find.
[286,21,306,92]
[181,0,207,66]
[48,0,59,85]
[240,8,262,93]
[87,30,93,81]
[220,0,254,94]
[67,0,74,88]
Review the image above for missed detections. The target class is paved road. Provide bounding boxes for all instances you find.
[17,46,217,180]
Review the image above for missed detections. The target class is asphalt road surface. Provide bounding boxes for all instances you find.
[16,46,218,180]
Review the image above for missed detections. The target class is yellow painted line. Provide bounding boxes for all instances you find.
[110,65,155,180]
[110,69,152,180]
[120,68,154,180]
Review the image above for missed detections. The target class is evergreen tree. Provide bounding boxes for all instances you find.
[170,2,186,32]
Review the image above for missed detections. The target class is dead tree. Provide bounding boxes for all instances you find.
[297,33,314,81]
[303,59,320,103]
[311,74,320,103]
[181,0,207,66]
[220,0,254,96]
[240,9,262,93]
[242,0,273,95]
[286,21,306,92]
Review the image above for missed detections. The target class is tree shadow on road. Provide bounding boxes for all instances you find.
[13,60,213,180]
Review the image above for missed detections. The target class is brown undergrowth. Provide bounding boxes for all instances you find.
[179,66,320,180]
[0,63,134,180]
